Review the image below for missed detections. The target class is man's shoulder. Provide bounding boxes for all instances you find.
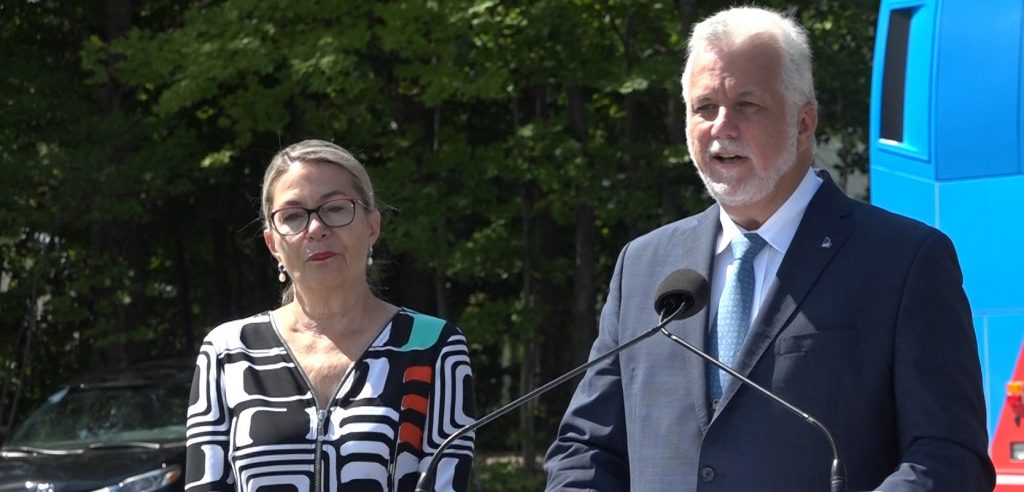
[628,204,717,249]
[844,195,945,242]
[810,178,947,246]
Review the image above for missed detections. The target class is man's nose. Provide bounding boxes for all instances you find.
[710,108,739,139]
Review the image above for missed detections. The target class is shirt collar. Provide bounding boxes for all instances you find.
[716,167,824,255]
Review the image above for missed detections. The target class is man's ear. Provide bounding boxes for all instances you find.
[797,102,818,151]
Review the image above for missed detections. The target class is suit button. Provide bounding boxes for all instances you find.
[700,466,715,482]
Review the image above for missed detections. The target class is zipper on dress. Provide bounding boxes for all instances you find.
[314,408,329,492]
[267,311,399,492]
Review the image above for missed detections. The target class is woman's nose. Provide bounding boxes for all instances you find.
[306,213,330,237]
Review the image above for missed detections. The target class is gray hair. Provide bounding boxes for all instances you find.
[260,139,376,229]
[681,6,816,114]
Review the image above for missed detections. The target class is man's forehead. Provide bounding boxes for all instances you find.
[687,45,781,93]
[691,87,765,102]
[688,56,775,95]
[692,34,783,68]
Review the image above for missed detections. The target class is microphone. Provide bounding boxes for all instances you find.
[654,268,710,319]
[414,269,710,492]
[655,286,847,492]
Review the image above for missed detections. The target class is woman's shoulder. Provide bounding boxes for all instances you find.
[388,308,466,349]
[201,311,276,349]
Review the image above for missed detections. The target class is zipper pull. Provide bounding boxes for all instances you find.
[317,408,329,436]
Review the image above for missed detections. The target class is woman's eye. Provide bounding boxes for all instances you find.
[281,211,305,223]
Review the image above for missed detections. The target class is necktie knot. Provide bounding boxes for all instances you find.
[731,233,767,262]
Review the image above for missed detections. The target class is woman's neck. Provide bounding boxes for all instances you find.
[283,284,388,337]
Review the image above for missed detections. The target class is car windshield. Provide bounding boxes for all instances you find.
[4,381,189,450]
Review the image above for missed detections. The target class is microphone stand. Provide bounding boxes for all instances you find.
[413,303,689,492]
[659,326,847,492]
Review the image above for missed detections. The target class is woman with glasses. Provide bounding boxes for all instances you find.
[185,139,475,492]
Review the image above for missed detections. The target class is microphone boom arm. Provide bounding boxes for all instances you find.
[658,327,846,492]
[413,304,690,492]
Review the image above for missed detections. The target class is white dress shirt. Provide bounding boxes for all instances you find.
[708,168,824,327]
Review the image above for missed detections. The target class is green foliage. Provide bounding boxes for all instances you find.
[0,0,880,458]
[473,459,545,492]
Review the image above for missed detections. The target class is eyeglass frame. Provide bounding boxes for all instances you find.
[268,197,369,236]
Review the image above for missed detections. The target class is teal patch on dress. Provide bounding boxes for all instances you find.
[398,313,445,351]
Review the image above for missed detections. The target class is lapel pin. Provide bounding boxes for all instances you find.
[821,236,832,248]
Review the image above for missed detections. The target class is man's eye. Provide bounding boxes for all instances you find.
[695,104,717,115]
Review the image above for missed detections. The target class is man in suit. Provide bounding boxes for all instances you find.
[544,6,994,491]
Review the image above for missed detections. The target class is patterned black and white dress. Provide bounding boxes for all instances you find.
[185,309,475,492]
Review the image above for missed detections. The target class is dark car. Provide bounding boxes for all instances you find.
[0,359,193,492]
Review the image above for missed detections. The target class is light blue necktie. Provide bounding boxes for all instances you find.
[707,232,768,403]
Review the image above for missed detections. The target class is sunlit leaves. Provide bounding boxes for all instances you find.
[0,0,879,452]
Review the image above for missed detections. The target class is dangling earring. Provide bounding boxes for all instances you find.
[278,262,288,283]
[367,247,374,266]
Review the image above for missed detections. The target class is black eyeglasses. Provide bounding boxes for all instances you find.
[269,198,367,236]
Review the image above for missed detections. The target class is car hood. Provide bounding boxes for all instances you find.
[0,446,184,492]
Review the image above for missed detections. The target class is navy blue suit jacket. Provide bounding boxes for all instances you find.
[544,174,994,491]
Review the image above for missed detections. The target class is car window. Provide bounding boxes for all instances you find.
[5,381,189,449]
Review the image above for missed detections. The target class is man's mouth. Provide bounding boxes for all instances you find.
[712,153,746,163]
[708,140,749,163]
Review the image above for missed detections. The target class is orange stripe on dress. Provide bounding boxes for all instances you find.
[404,365,432,384]
[399,422,424,451]
[402,394,429,415]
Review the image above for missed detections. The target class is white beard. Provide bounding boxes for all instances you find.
[688,123,799,207]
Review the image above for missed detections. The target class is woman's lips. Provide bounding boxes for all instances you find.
[307,252,337,262]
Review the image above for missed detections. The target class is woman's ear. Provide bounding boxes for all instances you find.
[263,228,278,257]
[367,208,382,246]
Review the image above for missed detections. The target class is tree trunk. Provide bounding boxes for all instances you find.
[567,86,598,367]
[175,237,194,356]
[397,253,435,313]
[4,236,50,432]
[572,207,597,365]
[212,219,239,315]
[87,0,142,370]
[519,181,538,472]
[433,273,448,320]
[663,0,698,220]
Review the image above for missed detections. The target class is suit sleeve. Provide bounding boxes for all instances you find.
[875,232,995,491]
[544,245,631,491]
[184,341,235,492]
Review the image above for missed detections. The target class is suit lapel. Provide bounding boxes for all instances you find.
[663,204,720,432]
[715,174,855,413]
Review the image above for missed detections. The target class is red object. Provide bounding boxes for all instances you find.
[399,422,424,451]
[404,365,432,384]
[992,358,1024,490]
[402,394,429,415]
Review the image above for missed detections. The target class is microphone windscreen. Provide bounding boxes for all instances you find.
[653,268,709,320]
